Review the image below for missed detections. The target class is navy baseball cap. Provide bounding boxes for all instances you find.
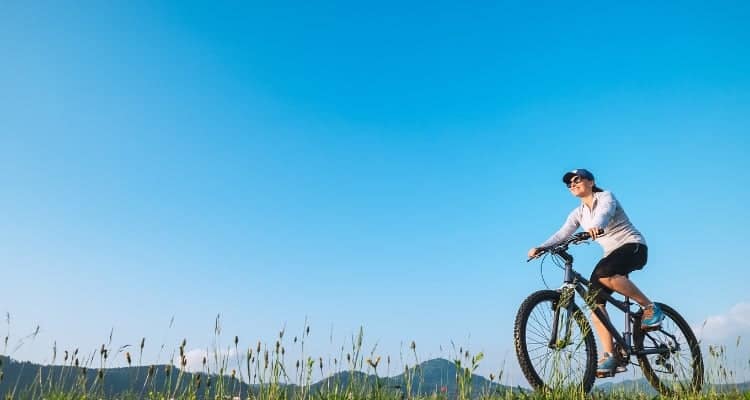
[562,168,595,184]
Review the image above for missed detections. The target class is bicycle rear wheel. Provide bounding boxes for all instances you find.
[634,302,703,396]
[514,290,597,393]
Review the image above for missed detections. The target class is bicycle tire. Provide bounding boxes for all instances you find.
[634,302,703,396]
[514,290,597,393]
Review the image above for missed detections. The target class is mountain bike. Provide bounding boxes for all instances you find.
[513,232,703,395]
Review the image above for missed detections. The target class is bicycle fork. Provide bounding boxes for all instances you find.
[548,287,576,349]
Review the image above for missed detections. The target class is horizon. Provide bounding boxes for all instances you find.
[1,0,749,388]
[1,353,749,391]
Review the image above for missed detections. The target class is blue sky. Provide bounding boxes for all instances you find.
[1,1,749,385]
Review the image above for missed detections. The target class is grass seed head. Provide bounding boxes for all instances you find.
[367,357,381,369]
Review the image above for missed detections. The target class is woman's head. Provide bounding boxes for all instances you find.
[562,169,603,197]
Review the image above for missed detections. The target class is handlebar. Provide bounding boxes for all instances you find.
[527,229,603,262]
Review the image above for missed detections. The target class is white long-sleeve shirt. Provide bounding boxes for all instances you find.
[539,191,646,257]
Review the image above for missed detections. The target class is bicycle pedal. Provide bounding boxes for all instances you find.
[596,370,616,378]
[640,324,662,332]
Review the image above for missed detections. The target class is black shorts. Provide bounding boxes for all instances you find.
[589,243,648,305]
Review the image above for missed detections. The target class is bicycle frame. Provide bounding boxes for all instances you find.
[519,232,703,395]
[549,250,674,358]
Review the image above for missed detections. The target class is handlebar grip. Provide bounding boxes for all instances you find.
[575,229,604,240]
[527,246,550,262]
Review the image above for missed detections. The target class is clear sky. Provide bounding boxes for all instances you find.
[2,0,749,386]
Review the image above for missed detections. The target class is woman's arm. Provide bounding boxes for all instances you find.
[590,191,618,230]
[539,209,580,248]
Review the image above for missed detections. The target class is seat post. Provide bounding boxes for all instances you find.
[623,296,632,348]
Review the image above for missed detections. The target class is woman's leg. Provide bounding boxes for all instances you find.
[591,304,613,355]
[593,275,650,355]
[597,275,651,307]
[590,244,650,306]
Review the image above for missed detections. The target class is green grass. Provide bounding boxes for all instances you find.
[0,318,747,400]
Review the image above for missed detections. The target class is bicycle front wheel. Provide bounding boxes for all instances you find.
[634,302,704,396]
[514,290,597,393]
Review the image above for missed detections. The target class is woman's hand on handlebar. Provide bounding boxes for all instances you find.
[527,247,542,260]
[587,227,604,240]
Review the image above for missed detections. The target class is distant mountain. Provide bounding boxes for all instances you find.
[4,355,746,398]
[0,356,516,399]
[594,378,658,395]
[0,355,236,399]
[313,358,519,398]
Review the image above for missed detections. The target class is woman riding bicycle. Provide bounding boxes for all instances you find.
[527,168,665,377]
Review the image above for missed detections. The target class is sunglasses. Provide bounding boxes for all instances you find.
[567,176,586,188]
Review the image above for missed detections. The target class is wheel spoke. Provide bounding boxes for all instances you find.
[516,294,595,391]
[635,304,703,395]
